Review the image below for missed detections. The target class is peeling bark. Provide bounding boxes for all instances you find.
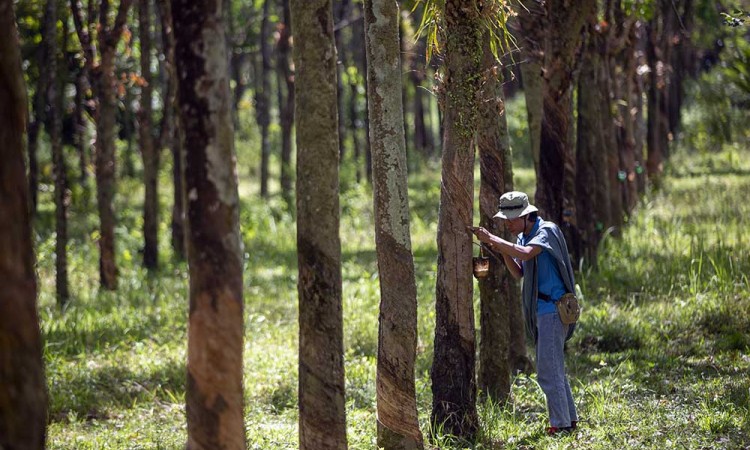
[0,3,48,446]
[172,0,246,448]
[291,1,348,449]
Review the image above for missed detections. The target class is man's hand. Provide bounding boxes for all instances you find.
[469,226,495,246]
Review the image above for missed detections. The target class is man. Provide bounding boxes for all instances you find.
[471,191,578,436]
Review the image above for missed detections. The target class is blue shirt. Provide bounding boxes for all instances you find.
[519,218,567,316]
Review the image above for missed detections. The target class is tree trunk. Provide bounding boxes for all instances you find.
[620,20,640,214]
[258,0,272,198]
[334,0,349,162]
[476,39,513,402]
[74,67,90,188]
[96,45,119,290]
[156,0,185,260]
[633,21,648,197]
[645,19,665,186]
[93,0,133,291]
[140,0,159,270]
[431,0,483,440]
[172,1,247,449]
[290,1,348,449]
[0,4,48,445]
[576,16,612,267]
[349,2,367,184]
[363,1,424,448]
[536,0,592,265]
[277,0,294,206]
[44,0,70,306]
[70,0,97,200]
[515,1,546,173]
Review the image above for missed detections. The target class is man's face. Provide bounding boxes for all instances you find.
[504,216,527,234]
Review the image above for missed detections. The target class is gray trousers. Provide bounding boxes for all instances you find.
[536,312,578,428]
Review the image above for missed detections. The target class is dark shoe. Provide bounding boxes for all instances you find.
[546,426,569,436]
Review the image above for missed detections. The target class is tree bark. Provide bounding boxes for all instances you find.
[431,0,483,440]
[645,19,666,186]
[576,15,612,267]
[277,0,295,206]
[476,39,514,401]
[364,1,424,448]
[334,0,349,162]
[156,0,185,260]
[91,0,133,290]
[0,3,48,446]
[258,0,272,197]
[74,66,90,189]
[349,2,367,184]
[44,0,70,306]
[410,36,433,159]
[140,0,159,270]
[70,0,96,199]
[515,1,546,173]
[291,1,348,449]
[536,0,592,265]
[172,1,247,448]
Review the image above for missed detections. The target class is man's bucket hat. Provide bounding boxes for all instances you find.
[493,191,538,220]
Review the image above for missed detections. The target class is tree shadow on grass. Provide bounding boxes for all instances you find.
[48,359,185,423]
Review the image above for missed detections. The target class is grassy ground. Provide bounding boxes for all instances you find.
[35,130,749,448]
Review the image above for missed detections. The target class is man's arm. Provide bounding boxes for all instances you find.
[473,227,542,261]
[472,227,542,278]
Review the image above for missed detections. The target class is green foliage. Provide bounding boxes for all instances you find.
[413,0,515,62]
[35,80,750,449]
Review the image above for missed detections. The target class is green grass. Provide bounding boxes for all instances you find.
[34,117,749,448]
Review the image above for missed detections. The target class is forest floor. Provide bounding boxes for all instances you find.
[37,142,750,449]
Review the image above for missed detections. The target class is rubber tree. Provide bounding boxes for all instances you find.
[140,0,159,270]
[476,37,524,400]
[363,0,424,447]
[534,0,594,265]
[70,0,134,290]
[291,0,348,448]
[171,0,247,448]
[430,0,484,440]
[0,2,48,446]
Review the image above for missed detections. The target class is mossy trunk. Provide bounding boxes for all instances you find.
[364,1,424,448]
[291,1,348,449]
[0,4,48,446]
[172,1,246,448]
[431,0,483,440]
